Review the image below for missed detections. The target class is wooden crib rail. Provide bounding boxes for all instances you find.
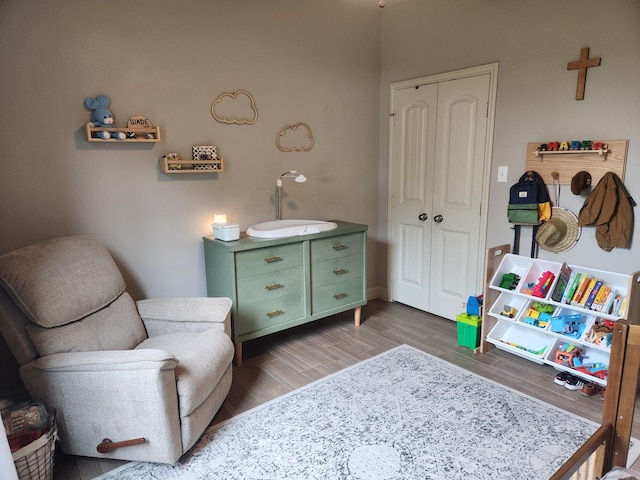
[550,424,612,480]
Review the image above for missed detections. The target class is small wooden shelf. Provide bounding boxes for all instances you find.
[534,148,610,160]
[525,139,627,185]
[84,123,161,143]
[161,157,224,174]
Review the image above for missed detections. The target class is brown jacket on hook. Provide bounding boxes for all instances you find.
[577,172,635,251]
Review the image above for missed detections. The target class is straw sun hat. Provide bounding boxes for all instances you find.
[535,207,581,253]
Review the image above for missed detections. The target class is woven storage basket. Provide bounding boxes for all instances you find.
[11,418,57,480]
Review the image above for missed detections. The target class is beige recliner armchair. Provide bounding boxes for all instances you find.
[0,235,234,464]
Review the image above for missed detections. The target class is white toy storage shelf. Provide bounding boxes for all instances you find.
[481,245,636,387]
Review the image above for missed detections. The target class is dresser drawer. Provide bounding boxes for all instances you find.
[236,267,303,307]
[235,243,303,278]
[311,254,363,288]
[236,293,305,337]
[310,233,363,263]
[311,277,364,314]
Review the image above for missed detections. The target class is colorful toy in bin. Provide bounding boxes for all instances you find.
[523,308,551,328]
[523,301,554,328]
[499,273,520,290]
[554,343,585,368]
[550,314,584,338]
[574,362,608,380]
[501,305,518,318]
[456,313,482,350]
[529,271,555,298]
[585,318,614,347]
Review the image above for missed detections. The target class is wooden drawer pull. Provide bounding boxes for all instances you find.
[264,256,283,263]
[333,293,348,299]
[265,283,283,290]
[266,309,285,318]
[333,268,349,275]
[332,244,348,251]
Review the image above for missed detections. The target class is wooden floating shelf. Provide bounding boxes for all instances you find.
[84,123,161,143]
[534,148,610,160]
[161,157,224,174]
[525,139,628,186]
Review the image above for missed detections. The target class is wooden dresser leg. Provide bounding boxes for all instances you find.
[354,306,362,327]
[234,342,243,367]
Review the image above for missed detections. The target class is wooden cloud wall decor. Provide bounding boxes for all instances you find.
[211,90,258,125]
[276,122,314,152]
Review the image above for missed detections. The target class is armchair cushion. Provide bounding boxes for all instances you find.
[136,328,234,418]
[25,293,147,357]
[0,236,125,328]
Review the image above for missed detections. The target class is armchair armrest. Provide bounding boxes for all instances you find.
[136,297,232,337]
[20,349,184,462]
[25,349,178,373]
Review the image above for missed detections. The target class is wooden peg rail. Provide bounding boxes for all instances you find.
[525,139,628,186]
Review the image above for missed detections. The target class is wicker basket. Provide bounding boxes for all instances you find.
[11,419,57,480]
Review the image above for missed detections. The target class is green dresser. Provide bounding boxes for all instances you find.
[203,221,367,365]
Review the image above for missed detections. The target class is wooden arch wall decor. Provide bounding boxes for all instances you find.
[276,122,314,152]
[211,90,258,125]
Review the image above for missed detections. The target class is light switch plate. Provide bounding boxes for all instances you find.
[497,166,508,183]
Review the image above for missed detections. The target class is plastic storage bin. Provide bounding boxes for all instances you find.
[456,313,482,350]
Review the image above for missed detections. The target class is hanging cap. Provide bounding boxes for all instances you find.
[536,208,581,253]
[571,171,592,195]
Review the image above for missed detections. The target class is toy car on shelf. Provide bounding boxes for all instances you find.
[499,273,520,290]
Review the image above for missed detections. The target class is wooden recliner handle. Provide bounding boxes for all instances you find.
[97,437,145,453]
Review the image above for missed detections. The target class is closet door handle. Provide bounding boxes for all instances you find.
[418,213,428,221]
[434,215,444,223]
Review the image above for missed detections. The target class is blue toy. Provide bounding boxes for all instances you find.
[85,95,126,140]
[550,314,584,338]
[466,295,483,316]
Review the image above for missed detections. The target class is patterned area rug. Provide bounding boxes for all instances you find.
[95,345,634,479]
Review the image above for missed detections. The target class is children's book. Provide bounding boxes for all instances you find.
[602,289,618,315]
[577,277,597,307]
[563,272,582,304]
[612,295,627,317]
[583,279,602,309]
[571,275,591,306]
[592,285,610,311]
[551,263,572,302]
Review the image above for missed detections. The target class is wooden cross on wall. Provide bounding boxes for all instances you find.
[567,47,601,100]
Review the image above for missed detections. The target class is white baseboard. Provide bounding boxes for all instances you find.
[367,287,388,301]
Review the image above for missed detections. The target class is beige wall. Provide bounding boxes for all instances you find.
[0,0,381,299]
[379,0,640,279]
[1,0,639,302]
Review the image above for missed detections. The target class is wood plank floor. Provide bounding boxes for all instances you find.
[54,299,640,479]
